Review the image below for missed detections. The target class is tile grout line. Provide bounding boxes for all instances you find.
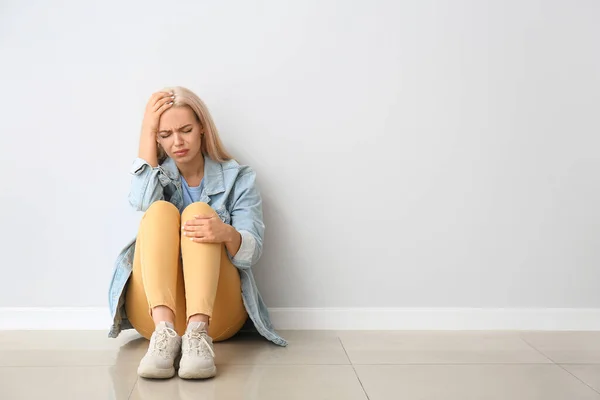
[519,334,600,396]
[344,362,594,366]
[127,376,139,400]
[5,361,600,368]
[517,334,557,364]
[338,337,371,400]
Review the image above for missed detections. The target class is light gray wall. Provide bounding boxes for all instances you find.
[1,0,598,309]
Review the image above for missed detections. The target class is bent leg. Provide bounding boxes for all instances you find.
[180,202,222,322]
[209,245,248,342]
[125,201,187,339]
[181,202,247,341]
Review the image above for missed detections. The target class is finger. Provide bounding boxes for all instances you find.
[156,91,174,102]
[149,92,170,106]
[181,225,204,233]
[193,214,215,220]
[182,229,203,237]
[153,96,174,112]
[188,230,211,239]
[152,96,170,111]
[182,219,204,228]
[154,91,173,100]
[156,100,174,114]
[148,92,162,104]
[190,236,215,243]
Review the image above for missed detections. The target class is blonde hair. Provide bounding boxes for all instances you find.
[157,86,233,164]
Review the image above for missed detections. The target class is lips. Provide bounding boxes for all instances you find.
[174,149,189,156]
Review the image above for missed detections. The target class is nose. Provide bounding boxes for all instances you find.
[174,133,184,146]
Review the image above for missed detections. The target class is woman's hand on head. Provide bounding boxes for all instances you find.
[182,214,235,244]
[141,92,174,136]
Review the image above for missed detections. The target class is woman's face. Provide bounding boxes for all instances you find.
[157,105,204,163]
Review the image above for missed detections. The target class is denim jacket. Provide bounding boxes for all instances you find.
[107,155,287,346]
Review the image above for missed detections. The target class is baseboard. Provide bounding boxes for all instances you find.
[268,308,600,330]
[0,307,599,331]
[0,308,112,330]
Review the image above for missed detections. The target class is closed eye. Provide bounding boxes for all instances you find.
[158,124,193,137]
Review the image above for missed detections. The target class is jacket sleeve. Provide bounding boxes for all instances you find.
[127,157,166,212]
[227,167,265,270]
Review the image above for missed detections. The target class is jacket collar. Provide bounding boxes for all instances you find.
[161,155,225,195]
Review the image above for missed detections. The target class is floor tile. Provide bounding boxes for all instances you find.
[562,364,600,393]
[214,330,350,365]
[355,364,600,400]
[0,329,142,350]
[0,365,138,400]
[338,331,551,364]
[521,332,600,363]
[130,365,367,400]
[0,330,147,366]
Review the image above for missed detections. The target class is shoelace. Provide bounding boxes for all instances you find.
[184,330,215,358]
[151,327,178,357]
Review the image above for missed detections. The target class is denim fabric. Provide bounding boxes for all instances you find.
[107,155,287,346]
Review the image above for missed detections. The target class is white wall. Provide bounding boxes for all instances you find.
[1,1,599,313]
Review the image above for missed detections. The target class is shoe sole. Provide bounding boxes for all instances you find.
[178,366,217,380]
[138,366,176,379]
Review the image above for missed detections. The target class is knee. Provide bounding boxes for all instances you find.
[144,200,180,220]
[181,202,215,221]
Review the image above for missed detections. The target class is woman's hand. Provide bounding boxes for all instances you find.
[138,92,174,167]
[182,214,235,244]
[142,92,174,136]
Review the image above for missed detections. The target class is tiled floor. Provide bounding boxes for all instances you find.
[1,330,600,399]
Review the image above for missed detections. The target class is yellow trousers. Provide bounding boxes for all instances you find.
[125,201,248,341]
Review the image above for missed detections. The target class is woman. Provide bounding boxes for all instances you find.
[107,87,287,380]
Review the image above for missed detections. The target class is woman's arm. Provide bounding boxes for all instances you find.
[226,166,266,270]
[128,92,174,211]
[224,227,242,257]
[138,129,159,167]
[128,158,165,211]
[139,91,173,166]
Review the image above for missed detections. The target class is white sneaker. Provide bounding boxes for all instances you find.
[178,321,217,379]
[137,321,182,379]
